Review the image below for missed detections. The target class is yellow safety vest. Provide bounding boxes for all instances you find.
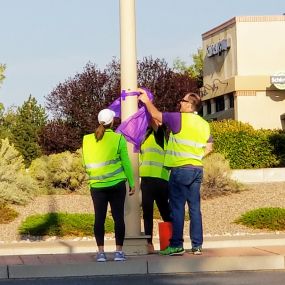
[82,131,127,187]
[139,131,169,181]
[164,113,210,167]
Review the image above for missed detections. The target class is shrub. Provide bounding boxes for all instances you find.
[235,207,285,231]
[0,203,19,224]
[201,153,243,199]
[19,213,114,237]
[0,138,38,205]
[28,155,49,191]
[210,120,279,169]
[29,150,88,193]
[268,130,285,167]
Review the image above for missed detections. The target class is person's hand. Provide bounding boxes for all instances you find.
[138,88,150,104]
[129,187,135,196]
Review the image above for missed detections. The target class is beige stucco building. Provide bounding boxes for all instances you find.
[201,15,285,130]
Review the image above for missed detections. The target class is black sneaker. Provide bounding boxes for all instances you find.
[191,246,202,255]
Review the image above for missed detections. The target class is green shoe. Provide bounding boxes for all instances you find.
[159,246,185,256]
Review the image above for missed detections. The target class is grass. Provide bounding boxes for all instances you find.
[235,207,285,231]
[19,205,187,238]
[19,213,114,237]
[0,204,19,224]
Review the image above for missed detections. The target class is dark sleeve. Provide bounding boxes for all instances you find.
[153,125,167,149]
[162,112,182,134]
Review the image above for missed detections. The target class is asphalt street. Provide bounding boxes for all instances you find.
[1,271,285,285]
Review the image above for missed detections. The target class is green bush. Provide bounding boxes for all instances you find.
[210,120,279,169]
[28,155,49,190]
[201,153,243,199]
[235,207,285,231]
[19,213,114,237]
[268,130,285,167]
[0,138,39,205]
[29,150,88,193]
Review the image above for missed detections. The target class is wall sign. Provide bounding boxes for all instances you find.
[271,73,285,90]
[207,39,230,58]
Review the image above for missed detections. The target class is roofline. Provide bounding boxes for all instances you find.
[202,15,285,40]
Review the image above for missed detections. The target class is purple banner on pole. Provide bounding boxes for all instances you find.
[108,88,153,152]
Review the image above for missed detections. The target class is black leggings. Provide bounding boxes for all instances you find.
[90,181,126,246]
[141,177,171,244]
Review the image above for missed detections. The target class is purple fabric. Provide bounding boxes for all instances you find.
[108,97,121,118]
[116,106,151,152]
[121,90,140,101]
[108,88,154,152]
[162,112,182,134]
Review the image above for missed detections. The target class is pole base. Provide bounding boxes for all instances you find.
[123,235,151,255]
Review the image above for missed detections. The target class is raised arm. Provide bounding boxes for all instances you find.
[138,88,162,123]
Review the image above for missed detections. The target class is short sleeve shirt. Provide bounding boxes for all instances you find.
[162,112,213,142]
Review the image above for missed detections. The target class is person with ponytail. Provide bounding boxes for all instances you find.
[82,109,135,262]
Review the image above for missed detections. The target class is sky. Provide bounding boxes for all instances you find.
[1,0,285,109]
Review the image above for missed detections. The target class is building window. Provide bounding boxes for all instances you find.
[207,100,211,114]
[229,94,234,108]
[216,96,225,112]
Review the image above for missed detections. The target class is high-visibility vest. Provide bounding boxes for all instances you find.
[82,131,127,187]
[139,131,169,181]
[164,113,210,167]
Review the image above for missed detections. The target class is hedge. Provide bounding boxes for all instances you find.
[210,120,283,169]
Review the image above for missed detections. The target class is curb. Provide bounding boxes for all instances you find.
[1,234,285,256]
[2,253,285,279]
[1,235,285,279]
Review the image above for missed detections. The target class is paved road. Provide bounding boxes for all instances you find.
[1,271,285,285]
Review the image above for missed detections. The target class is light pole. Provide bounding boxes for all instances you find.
[119,0,142,241]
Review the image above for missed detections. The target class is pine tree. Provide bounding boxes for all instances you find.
[10,95,47,167]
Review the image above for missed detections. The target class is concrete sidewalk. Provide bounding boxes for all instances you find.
[0,234,284,279]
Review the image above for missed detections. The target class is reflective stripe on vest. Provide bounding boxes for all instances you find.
[85,158,120,169]
[82,131,126,186]
[165,150,203,160]
[164,113,210,167]
[168,136,206,149]
[141,147,165,156]
[139,132,169,181]
[140,161,164,167]
[89,167,124,180]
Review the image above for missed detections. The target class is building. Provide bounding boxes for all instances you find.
[201,15,285,130]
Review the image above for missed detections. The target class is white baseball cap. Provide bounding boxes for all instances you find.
[98,109,116,125]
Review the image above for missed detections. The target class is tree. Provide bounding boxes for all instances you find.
[0,106,17,141]
[40,57,198,154]
[137,57,198,112]
[173,48,204,87]
[10,96,47,167]
[0,64,5,87]
[0,138,38,205]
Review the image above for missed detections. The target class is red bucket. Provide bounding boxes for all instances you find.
[158,222,172,250]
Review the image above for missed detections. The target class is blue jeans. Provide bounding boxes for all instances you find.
[168,167,203,248]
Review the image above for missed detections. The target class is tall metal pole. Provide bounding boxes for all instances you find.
[119,0,141,237]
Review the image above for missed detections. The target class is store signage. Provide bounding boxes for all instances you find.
[206,39,230,58]
[271,73,285,90]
